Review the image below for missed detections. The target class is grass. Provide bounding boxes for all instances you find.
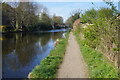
[29,31,70,78]
[74,31,118,78]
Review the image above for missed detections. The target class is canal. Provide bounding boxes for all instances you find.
[2,29,68,78]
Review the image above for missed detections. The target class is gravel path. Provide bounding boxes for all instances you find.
[57,32,88,78]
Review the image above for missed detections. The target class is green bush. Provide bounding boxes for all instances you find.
[80,7,119,49]
[81,8,97,24]
[98,8,114,19]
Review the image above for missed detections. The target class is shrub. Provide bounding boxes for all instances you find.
[81,8,97,24]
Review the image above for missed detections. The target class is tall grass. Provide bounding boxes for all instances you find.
[74,31,118,78]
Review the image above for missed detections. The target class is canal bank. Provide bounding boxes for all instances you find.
[2,29,69,78]
[28,31,70,78]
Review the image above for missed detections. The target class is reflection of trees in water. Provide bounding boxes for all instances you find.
[2,34,16,54]
[3,32,64,71]
[39,33,52,46]
[3,33,41,70]
[51,32,63,41]
[15,33,39,67]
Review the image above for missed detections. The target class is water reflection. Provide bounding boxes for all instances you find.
[2,31,65,78]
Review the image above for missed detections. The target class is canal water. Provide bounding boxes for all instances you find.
[2,29,68,78]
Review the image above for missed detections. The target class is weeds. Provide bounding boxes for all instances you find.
[74,32,118,78]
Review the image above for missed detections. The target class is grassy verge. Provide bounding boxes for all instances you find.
[74,31,118,78]
[29,31,70,78]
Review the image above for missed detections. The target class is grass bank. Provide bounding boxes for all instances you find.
[29,31,70,78]
[74,31,118,78]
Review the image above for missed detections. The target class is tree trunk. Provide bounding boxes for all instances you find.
[16,19,19,30]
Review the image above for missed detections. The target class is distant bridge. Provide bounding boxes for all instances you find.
[51,23,70,29]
